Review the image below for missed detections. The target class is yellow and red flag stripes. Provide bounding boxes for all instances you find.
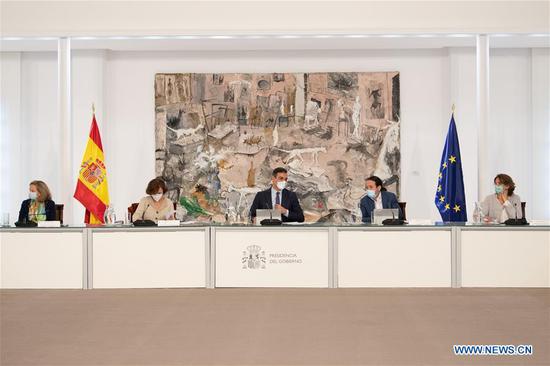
[74,114,110,224]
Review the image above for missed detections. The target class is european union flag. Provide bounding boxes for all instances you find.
[435,113,467,222]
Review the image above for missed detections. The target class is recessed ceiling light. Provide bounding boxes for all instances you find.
[380,34,404,38]
[448,34,472,38]
[528,33,549,37]
[279,35,300,39]
[210,35,233,39]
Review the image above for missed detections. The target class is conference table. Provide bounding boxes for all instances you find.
[1,223,548,289]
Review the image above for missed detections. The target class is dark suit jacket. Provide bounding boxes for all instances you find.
[360,191,402,223]
[249,188,305,223]
[18,199,56,222]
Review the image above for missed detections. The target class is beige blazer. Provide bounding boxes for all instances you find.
[132,196,174,222]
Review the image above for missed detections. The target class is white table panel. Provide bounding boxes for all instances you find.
[461,230,550,287]
[338,229,452,287]
[215,228,329,287]
[92,230,206,288]
[1,231,84,289]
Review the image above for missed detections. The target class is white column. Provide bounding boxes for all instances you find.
[58,38,73,223]
[476,35,490,201]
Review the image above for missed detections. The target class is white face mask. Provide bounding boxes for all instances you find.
[152,193,163,202]
[29,192,38,200]
[276,181,287,190]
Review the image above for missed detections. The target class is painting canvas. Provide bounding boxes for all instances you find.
[155,71,400,223]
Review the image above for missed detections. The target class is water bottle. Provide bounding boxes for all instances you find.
[104,205,116,225]
[472,202,481,224]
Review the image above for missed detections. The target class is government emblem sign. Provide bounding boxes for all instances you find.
[242,245,266,269]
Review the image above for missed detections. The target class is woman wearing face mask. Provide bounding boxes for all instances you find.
[360,175,401,223]
[481,174,522,223]
[18,180,56,223]
[132,178,175,222]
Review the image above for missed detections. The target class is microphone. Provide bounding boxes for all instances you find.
[260,189,282,226]
[382,207,405,226]
[142,203,150,220]
[15,213,38,227]
[504,202,528,225]
[133,202,156,226]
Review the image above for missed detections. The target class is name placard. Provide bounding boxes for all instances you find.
[157,220,180,227]
[37,221,61,228]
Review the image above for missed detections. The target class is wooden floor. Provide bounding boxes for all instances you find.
[1,288,549,365]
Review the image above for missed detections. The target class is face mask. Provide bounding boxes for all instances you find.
[276,181,287,190]
[29,192,38,200]
[366,190,376,199]
[152,193,163,202]
[494,185,504,194]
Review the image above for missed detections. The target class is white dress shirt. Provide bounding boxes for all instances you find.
[374,193,383,210]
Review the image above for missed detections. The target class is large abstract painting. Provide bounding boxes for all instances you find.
[155,72,400,223]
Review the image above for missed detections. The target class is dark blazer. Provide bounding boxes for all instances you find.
[18,199,56,222]
[249,188,305,223]
[360,191,402,223]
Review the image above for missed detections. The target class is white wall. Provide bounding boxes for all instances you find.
[1,51,59,223]
[530,48,550,221]
[1,47,549,224]
[100,48,453,222]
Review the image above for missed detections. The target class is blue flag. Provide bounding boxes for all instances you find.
[435,113,467,222]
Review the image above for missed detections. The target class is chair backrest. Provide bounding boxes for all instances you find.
[127,201,177,223]
[521,201,526,219]
[127,203,140,223]
[55,204,64,224]
[398,201,407,221]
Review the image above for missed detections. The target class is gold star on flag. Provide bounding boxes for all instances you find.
[437,185,442,192]
[438,172,442,180]
[449,155,456,164]
[444,203,450,211]
[442,162,447,169]
[439,195,445,203]
[453,204,461,212]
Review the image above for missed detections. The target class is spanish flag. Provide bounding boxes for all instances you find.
[74,114,110,224]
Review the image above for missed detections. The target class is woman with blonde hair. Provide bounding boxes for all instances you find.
[18,180,56,222]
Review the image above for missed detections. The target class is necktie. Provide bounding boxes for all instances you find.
[276,191,280,205]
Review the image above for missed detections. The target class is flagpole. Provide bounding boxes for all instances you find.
[92,102,95,115]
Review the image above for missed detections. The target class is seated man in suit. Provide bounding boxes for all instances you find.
[360,175,402,223]
[249,167,305,223]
